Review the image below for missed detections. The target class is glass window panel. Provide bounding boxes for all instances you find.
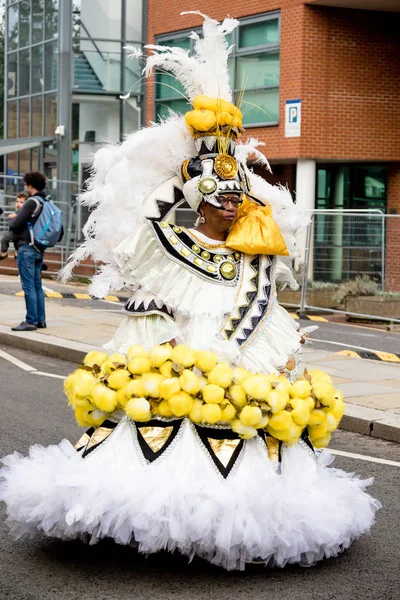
[79,0,120,39]
[160,36,191,51]
[32,95,43,136]
[126,0,142,43]
[7,4,18,51]
[227,57,234,89]
[20,149,31,175]
[19,1,30,48]
[156,98,191,121]
[19,49,30,96]
[7,52,18,98]
[45,41,58,90]
[241,88,279,125]
[44,93,57,136]
[32,0,44,44]
[239,18,279,48]
[7,100,18,138]
[7,152,19,176]
[155,71,187,100]
[32,45,44,94]
[236,52,280,89]
[19,98,30,137]
[45,0,58,40]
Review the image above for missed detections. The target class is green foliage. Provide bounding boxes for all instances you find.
[334,275,380,304]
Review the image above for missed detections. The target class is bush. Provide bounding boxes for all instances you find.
[334,275,380,304]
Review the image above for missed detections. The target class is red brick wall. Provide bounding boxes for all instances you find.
[386,163,400,292]
[146,2,400,162]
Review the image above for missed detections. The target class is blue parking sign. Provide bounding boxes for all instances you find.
[285,99,301,137]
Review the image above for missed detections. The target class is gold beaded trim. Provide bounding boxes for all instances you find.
[214,154,238,180]
[181,159,191,181]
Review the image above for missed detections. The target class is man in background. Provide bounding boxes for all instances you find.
[9,172,47,332]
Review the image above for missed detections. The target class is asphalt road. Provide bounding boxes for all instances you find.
[0,347,400,600]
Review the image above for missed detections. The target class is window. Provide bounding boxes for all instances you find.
[18,48,30,96]
[19,1,31,48]
[45,40,58,91]
[32,0,44,44]
[7,4,18,51]
[154,13,280,127]
[31,95,43,136]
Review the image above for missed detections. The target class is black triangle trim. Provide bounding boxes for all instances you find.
[194,425,244,478]
[136,418,183,463]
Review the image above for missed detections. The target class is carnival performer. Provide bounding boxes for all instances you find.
[0,13,380,571]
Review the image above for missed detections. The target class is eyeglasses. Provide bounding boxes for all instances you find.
[216,195,243,209]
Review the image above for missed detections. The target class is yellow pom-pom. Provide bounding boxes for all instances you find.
[172,344,196,368]
[232,367,251,384]
[267,389,288,413]
[83,351,109,368]
[159,399,173,418]
[195,350,218,373]
[268,410,293,431]
[239,405,262,427]
[229,384,247,408]
[202,384,225,404]
[207,363,233,388]
[241,375,271,400]
[185,109,217,132]
[308,423,328,441]
[189,399,204,423]
[159,377,181,400]
[126,378,146,398]
[125,397,151,422]
[325,411,339,432]
[308,408,327,426]
[168,391,194,417]
[313,381,335,407]
[310,369,332,386]
[116,388,129,408]
[141,373,164,398]
[74,407,91,427]
[150,344,173,368]
[201,403,222,424]
[160,361,174,378]
[127,357,151,375]
[180,369,202,395]
[105,353,127,370]
[91,384,118,413]
[71,369,97,398]
[290,380,312,399]
[107,369,131,390]
[231,419,258,439]
[221,401,236,421]
[312,433,331,448]
[127,345,148,361]
[305,396,316,411]
[88,408,107,427]
[290,398,311,427]
[332,398,345,421]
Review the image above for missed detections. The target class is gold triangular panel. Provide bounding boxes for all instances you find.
[140,426,173,453]
[207,438,241,468]
[266,436,280,465]
[74,432,91,450]
[86,426,114,451]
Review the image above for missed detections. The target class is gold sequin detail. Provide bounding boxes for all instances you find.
[74,432,91,450]
[201,250,210,260]
[214,154,238,180]
[266,436,280,466]
[182,159,191,181]
[234,252,241,260]
[192,245,201,254]
[160,221,168,228]
[207,438,241,467]
[140,426,173,453]
[86,426,114,451]
[173,226,182,233]
[213,255,222,263]
[194,257,203,266]
[220,261,236,280]
[180,248,190,257]
[207,265,216,273]
[169,236,178,245]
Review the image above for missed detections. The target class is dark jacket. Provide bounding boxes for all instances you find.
[9,192,46,250]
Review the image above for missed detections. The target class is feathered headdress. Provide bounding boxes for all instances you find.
[60,12,306,297]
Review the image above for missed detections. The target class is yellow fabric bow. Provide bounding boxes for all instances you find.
[226,200,289,256]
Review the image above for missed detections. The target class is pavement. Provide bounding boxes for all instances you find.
[1,277,400,445]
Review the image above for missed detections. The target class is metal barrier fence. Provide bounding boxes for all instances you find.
[291,210,400,323]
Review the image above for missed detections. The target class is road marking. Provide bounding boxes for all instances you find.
[0,348,37,371]
[328,448,400,468]
[104,295,120,302]
[45,291,63,298]
[42,284,55,293]
[33,371,66,380]
[310,337,398,354]
[73,293,91,300]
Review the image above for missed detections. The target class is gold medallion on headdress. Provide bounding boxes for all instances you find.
[214,154,238,180]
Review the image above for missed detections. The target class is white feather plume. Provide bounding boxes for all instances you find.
[60,115,196,295]
[144,12,238,101]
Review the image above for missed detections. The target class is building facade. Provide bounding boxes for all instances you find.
[3,0,143,193]
[146,0,400,288]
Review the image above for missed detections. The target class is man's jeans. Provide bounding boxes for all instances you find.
[17,244,46,325]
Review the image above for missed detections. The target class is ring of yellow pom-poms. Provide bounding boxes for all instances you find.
[185,95,243,134]
[64,344,345,449]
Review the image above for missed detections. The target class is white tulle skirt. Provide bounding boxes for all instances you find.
[0,417,380,570]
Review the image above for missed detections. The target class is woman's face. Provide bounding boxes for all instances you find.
[200,195,240,233]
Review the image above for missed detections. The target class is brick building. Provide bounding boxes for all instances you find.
[145,0,400,288]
